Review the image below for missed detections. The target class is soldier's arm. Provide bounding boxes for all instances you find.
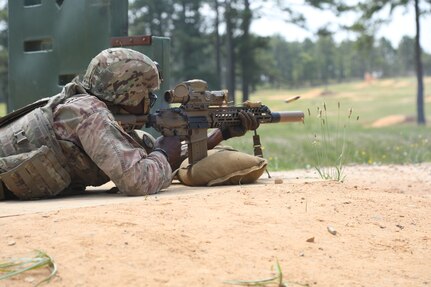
[54,96,172,196]
[76,110,172,195]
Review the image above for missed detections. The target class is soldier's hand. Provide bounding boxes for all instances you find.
[154,136,182,170]
[221,110,260,140]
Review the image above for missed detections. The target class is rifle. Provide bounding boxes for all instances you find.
[115,79,304,165]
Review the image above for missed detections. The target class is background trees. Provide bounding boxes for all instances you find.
[349,0,429,124]
[129,1,431,89]
[0,0,429,124]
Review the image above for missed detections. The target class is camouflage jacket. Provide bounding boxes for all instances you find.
[0,82,172,199]
[52,83,172,196]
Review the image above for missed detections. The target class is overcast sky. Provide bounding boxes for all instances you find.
[250,1,431,53]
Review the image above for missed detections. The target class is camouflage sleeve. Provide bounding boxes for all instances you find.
[53,96,172,195]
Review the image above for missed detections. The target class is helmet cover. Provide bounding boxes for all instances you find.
[82,48,160,106]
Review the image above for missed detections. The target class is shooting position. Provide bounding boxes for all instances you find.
[0,48,303,200]
[115,78,304,186]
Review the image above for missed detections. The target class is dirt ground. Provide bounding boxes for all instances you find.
[1,164,431,287]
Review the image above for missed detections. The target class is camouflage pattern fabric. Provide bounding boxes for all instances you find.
[52,91,172,196]
[0,80,172,198]
[0,46,170,199]
[81,48,160,106]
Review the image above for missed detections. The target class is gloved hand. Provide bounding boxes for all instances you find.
[221,110,260,140]
[154,136,182,170]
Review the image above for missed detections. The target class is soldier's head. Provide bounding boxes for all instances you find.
[81,48,161,107]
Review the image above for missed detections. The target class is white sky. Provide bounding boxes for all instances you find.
[250,1,431,53]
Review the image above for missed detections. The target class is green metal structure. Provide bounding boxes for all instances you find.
[8,0,170,114]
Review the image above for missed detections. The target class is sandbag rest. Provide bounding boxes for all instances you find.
[176,146,267,186]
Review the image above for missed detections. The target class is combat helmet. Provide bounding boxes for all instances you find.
[81,48,161,106]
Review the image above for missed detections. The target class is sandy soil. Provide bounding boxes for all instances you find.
[1,164,431,287]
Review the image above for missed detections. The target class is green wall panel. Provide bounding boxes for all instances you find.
[8,0,170,116]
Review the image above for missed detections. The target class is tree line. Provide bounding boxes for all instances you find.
[129,0,429,125]
[129,0,430,89]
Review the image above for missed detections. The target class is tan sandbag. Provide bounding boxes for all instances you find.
[177,147,267,186]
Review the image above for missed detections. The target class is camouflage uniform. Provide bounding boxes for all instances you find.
[0,48,172,200]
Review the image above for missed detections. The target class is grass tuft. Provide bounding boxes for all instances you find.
[308,101,357,182]
[0,250,57,286]
[224,260,308,287]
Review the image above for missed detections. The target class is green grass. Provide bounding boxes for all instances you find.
[0,102,5,117]
[1,77,430,172]
[228,77,431,171]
